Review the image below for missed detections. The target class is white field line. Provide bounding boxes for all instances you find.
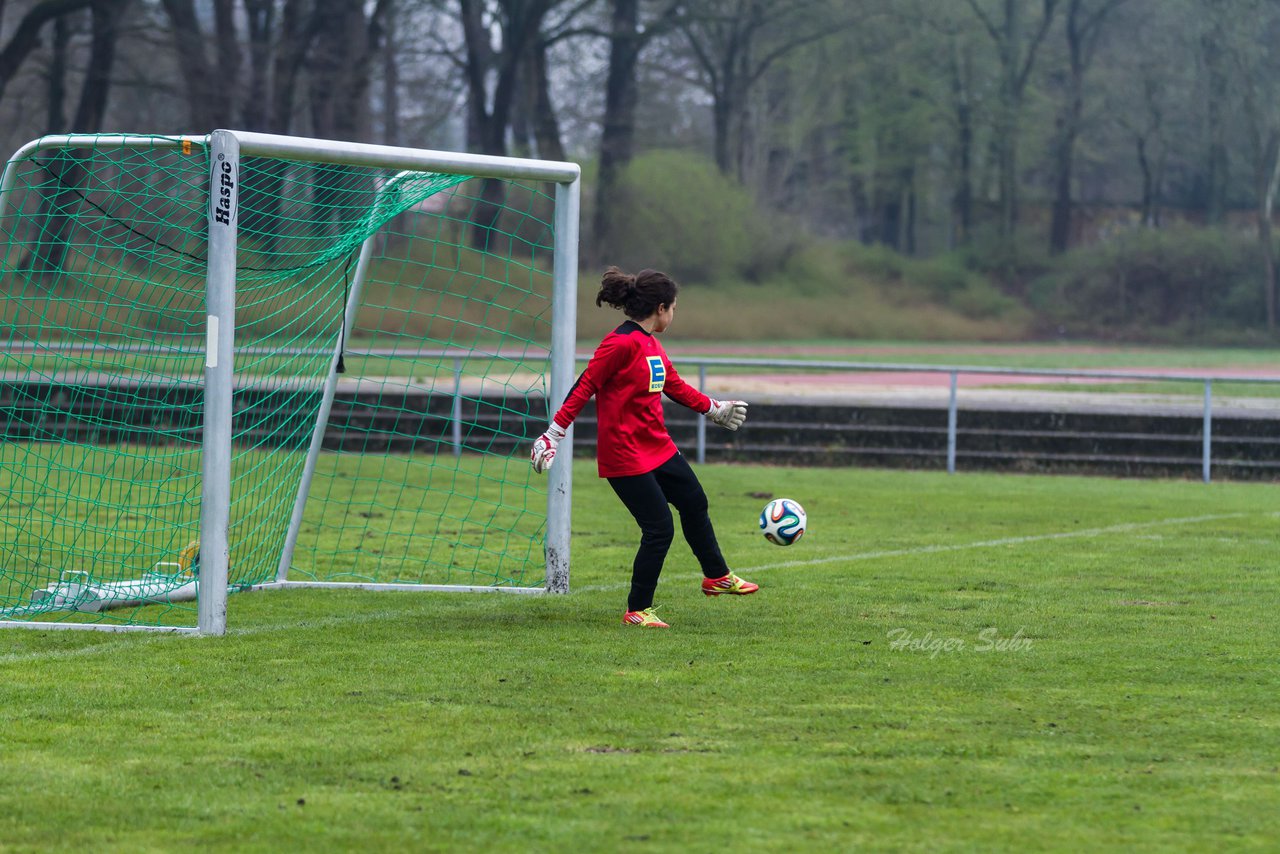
[573,511,1275,594]
[3,511,1273,664]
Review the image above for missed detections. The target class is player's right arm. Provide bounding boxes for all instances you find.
[531,333,632,473]
[662,356,747,431]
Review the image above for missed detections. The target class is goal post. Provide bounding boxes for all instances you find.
[0,130,580,635]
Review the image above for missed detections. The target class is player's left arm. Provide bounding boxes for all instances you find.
[663,357,748,431]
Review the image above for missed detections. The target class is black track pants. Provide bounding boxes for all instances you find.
[607,452,729,611]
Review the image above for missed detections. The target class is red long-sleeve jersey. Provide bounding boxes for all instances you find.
[552,321,711,477]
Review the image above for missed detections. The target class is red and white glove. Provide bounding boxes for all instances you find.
[705,399,748,431]
[530,422,567,473]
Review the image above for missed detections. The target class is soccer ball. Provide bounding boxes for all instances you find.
[759,498,806,546]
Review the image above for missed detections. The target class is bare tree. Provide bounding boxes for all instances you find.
[1221,0,1280,329]
[1128,76,1169,228]
[591,0,682,257]
[893,0,991,248]
[44,13,71,133]
[31,0,132,279]
[267,0,315,133]
[678,0,842,179]
[158,0,236,129]
[512,0,597,162]
[308,0,391,141]
[961,0,1060,240]
[460,0,539,156]
[1197,6,1232,225]
[158,0,320,134]
[943,31,979,245]
[0,0,94,105]
[1047,0,1128,255]
[381,0,400,145]
[458,0,559,248]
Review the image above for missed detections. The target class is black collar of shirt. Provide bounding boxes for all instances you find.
[616,320,651,336]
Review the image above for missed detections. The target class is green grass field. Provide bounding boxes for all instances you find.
[3,461,1279,851]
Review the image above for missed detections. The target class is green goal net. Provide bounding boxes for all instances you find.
[0,133,579,633]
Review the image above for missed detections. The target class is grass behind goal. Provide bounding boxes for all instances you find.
[2,462,1277,850]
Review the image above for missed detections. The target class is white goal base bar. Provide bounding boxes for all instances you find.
[251,581,547,595]
[0,578,542,634]
[0,620,198,634]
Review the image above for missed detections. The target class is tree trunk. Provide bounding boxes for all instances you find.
[1259,131,1280,331]
[963,0,1059,242]
[1202,31,1229,224]
[712,94,734,175]
[240,0,272,131]
[1049,125,1075,254]
[997,98,1019,239]
[308,0,369,141]
[1132,71,1166,228]
[529,42,564,162]
[159,0,219,129]
[459,0,552,250]
[1049,56,1085,254]
[1136,134,1155,226]
[0,0,93,105]
[709,25,748,178]
[34,0,129,281]
[306,0,388,234]
[510,49,534,158]
[44,14,69,133]
[905,182,917,256]
[381,0,400,146]
[593,0,640,260]
[237,0,312,250]
[460,0,540,158]
[997,0,1021,238]
[1051,0,1124,254]
[459,0,505,250]
[683,0,834,181]
[69,0,125,138]
[948,37,974,246]
[1050,2,1084,254]
[270,0,310,133]
[212,0,239,124]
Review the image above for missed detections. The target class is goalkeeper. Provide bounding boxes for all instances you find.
[531,266,758,628]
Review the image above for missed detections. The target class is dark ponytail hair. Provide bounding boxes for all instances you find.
[595,266,679,320]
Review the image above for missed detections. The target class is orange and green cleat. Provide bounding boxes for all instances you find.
[622,607,669,628]
[701,572,760,596]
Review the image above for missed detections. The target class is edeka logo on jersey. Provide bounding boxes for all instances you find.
[646,356,666,393]
[212,154,237,227]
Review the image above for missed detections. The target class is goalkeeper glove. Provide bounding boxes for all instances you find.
[705,399,748,431]
[530,422,567,473]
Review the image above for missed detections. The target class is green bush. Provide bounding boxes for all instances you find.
[609,150,793,282]
[845,242,906,282]
[842,242,1023,322]
[1027,225,1265,339]
[962,225,1055,283]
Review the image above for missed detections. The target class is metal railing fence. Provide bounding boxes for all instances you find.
[673,356,1280,482]
[4,342,1280,482]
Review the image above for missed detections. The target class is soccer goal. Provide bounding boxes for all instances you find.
[0,130,579,635]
